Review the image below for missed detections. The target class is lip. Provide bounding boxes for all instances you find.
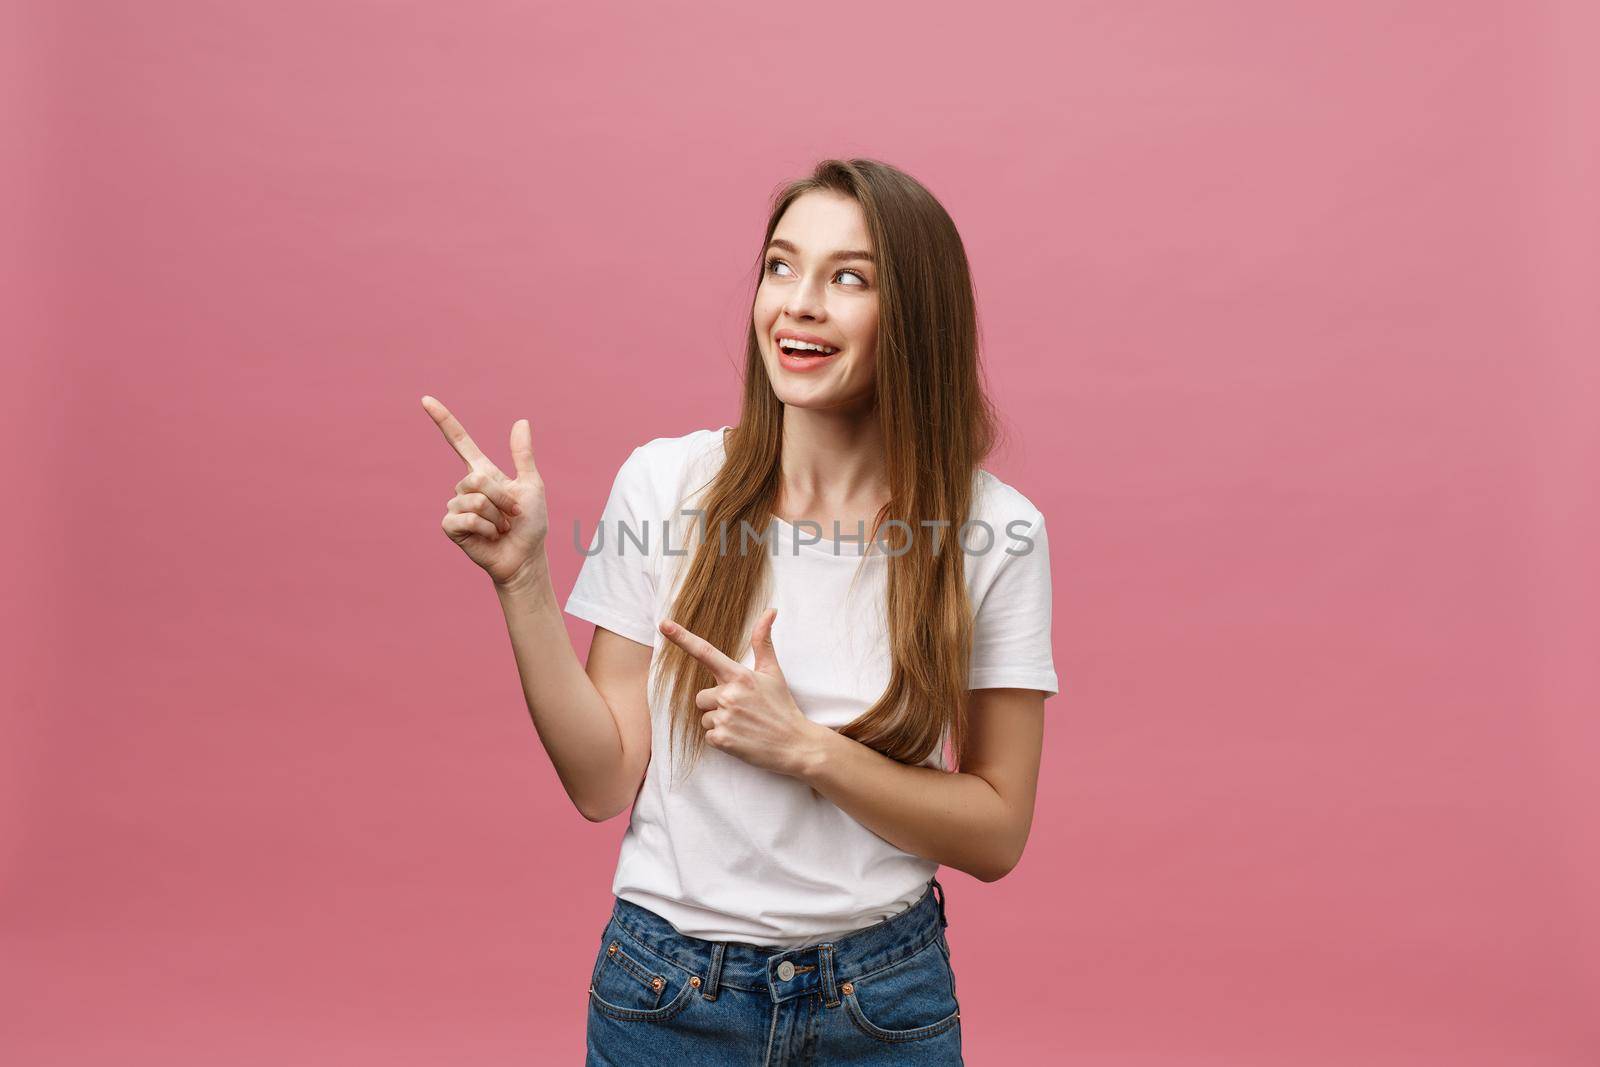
[777,347,836,373]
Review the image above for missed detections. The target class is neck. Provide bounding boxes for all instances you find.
[775,404,888,513]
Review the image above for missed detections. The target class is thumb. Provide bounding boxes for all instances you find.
[510,419,540,480]
[750,607,782,675]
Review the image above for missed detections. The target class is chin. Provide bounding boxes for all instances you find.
[776,387,873,413]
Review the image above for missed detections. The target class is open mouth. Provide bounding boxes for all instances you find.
[777,339,839,358]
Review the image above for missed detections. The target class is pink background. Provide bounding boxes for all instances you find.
[4,2,1597,1063]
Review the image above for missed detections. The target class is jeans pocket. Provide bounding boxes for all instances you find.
[841,937,962,1043]
[587,919,700,1023]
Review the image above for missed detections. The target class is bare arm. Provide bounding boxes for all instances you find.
[796,687,1045,882]
[655,611,1046,883]
[421,395,651,823]
[493,564,653,822]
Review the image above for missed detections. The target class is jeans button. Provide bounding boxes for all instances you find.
[777,960,795,981]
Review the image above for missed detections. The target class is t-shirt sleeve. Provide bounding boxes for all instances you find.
[563,445,660,647]
[967,512,1060,698]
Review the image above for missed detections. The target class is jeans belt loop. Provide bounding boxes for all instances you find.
[820,943,840,1008]
[702,942,725,1000]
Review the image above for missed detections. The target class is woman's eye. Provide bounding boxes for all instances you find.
[764,258,868,288]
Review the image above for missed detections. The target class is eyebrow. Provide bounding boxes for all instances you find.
[764,238,875,264]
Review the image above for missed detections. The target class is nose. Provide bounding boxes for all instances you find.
[783,275,828,323]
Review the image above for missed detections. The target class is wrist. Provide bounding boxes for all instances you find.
[493,558,551,598]
[795,720,842,783]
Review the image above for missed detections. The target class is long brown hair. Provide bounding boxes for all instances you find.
[654,158,1002,784]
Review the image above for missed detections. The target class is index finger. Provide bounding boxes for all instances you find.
[659,619,743,681]
[421,395,492,470]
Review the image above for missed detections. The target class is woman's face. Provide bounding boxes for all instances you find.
[752,190,879,414]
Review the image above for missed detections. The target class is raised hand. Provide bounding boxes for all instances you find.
[658,608,827,778]
[422,395,549,587]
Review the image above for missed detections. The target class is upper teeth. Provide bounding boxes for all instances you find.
[780,339,837,354]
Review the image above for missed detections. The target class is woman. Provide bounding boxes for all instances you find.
[423,158,1057,1064]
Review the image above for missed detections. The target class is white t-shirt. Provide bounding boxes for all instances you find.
[563,426,1058,947]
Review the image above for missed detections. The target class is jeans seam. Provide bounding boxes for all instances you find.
[610,917,697,978]
[839,928,945,986]
[841,993,962,1044]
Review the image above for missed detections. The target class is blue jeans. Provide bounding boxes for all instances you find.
[585,877,963,1065]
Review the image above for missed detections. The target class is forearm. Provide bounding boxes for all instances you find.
[797,726,1022,882]
[492,559,626,820]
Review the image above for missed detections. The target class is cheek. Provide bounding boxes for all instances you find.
[753,289,781,327]
[850,314,879,361]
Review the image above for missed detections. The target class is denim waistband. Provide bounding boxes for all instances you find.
[608,877,950,1007]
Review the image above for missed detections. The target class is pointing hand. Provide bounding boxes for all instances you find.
[422,395,548,587]
[658,608,827,778]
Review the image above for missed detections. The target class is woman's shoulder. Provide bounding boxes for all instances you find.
[970,467,1048,536]
[615,424,727,472]
[965,469,1054,607]
[627,425,729,467]
[608,425,730,513]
